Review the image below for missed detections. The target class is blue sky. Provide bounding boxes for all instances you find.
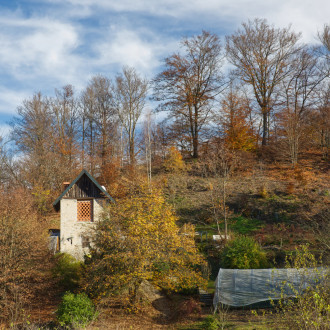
[0,0,329,137]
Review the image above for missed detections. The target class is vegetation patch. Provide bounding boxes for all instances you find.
[220,236,269,269]
[56,292,97,328]
[230,215,263,234]
[52,253,83,292]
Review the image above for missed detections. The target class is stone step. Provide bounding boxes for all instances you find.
[199,289,213,306]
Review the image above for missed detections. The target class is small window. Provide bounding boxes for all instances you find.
[77,200,93,222]
[81,236,91,248]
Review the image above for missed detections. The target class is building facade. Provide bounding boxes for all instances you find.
[53,169,113,260]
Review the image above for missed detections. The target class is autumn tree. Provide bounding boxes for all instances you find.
[0,188,51,326]
[164,119,193,154]
[83,185,206,305]
[218,87,257,151]
[153,31,225,158]
[226,18,301,146]
[163,146,186,173]
[115,66,148,166]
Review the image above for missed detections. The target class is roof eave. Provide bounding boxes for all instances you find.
[53,169,114,209]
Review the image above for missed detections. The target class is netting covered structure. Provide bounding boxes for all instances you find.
[214,267,328,308]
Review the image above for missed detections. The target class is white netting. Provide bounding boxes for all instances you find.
[214,267,328,308]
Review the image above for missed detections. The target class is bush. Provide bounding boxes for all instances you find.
[220,236,268,269]
[83,187,207,305]
[52,253,83,291]
[273,245,329,329]
[200,315,221,330]
[56,292,97,328]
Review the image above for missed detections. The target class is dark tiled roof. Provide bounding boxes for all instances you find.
[53,169,114,209]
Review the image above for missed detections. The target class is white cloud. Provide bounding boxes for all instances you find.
[95,29,155,71]
[93,26,179,78]
[47,0,329,25]
[0,14,82,86]
[42,0,330,49]
[0,87,30,115]
[0,0,328,120]
[268,0,329,44]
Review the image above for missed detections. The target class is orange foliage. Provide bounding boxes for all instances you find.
[0,189,52,325]
[221,91,257,151]
[293,166,316,187]
[99,157,122,195]
[163,147,186,172]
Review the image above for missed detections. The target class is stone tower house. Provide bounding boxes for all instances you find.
[53,169,113,260]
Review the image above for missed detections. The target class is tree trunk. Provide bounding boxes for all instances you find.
[223,177,227,240]
[262,111,268,146]
[129,138,135,165]
[82,117,85,169]
[192,136,199,158]
[102,128,107,168]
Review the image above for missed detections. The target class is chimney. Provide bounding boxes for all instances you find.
[63,182,70,191]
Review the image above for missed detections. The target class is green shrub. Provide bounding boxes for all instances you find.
[52,253,83,291]
[200,315,221,330]
[220,236,268,269]
[56,292,97,328]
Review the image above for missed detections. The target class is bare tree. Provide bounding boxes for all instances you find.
[51,85,79,176]
[11,93,55,189]
[318,24,330,55]
[226,19,301,146]
[148,120,170,166]
[81,75,117,174]
[153,31,225,158]
[315,83,330,160]
[143,110,153,186]
[80,85,97,172]
[278,47,326,165]
[0,138,19,187]
[204,144,236,239]
[115,66,148,166]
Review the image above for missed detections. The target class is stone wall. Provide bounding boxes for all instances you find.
[60,198,105,260]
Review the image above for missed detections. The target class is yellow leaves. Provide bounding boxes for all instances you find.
[163,147,186,173]
[85,183,206,303]
[31,185,52,214]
